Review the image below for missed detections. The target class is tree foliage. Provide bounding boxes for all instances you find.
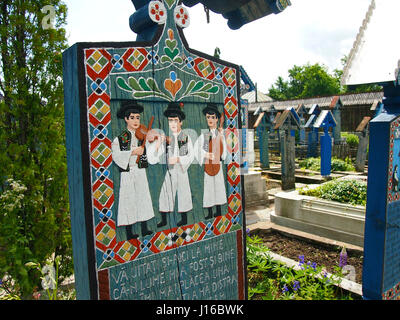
[268,63,341,100]
[0,0,72,297]
[268,60,382,101]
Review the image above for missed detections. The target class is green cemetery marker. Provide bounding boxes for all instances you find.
[253,107,271,169]
[62,0,252,300]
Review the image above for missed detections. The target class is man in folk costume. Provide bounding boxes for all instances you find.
[147,102,194,227]
[195,103,227,219]
[111,100,154,240]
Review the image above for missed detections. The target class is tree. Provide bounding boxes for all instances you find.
[268,63,341,100]
[0,1,72,297]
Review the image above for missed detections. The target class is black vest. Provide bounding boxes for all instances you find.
[117,129,148,171]
[168,131,189,157]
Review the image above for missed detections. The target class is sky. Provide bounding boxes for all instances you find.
[63,0,372,93]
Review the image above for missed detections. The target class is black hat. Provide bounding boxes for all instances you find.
[117,100,144,119]
[163,101,185,120]
[202,102,221,118]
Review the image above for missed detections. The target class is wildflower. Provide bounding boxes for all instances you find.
[321,268,330,283]
[311,262,317,271]
[293,280,300,291]
[339,247,347,268]
[282,284,288,293]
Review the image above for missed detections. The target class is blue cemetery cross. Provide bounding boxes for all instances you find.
[305,104,321,158]
[274,107,300,190]
[371,99,385,118]
[267,105,278,153]
[253,106,272,169]
[335,0,400,300]
[329,96,342,144]
[62,0,288,300]
[296,104,307,144]
[312,110,336,177]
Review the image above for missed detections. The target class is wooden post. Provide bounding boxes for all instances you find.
[253,109,271,169]
[320,127,333,176]
[260,126,270,169]
[330,96,342,144]
[313,110,336,177]
[355,116,371,173]
[296,104,307,144]
[305,104,321,158]
[274,107,300,190]
[279,129,296,190]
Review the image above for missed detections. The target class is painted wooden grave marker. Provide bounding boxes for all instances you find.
[181,0,291,30]
[274,107,300,190]
[371,99,385,118]
[355,116,371,173]
[313,110,337,177]
[63,0,247,300]
[253,106,272,169]
[342,0,400,300]
[329,96,342,144]
[296,104,307,144]
[305,104,321,158]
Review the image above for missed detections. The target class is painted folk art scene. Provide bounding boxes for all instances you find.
[1,0,400,305]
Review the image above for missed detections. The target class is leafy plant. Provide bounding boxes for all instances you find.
[299,157,320,171]
[299,157,355,172]
[342,133,359,148]
[0,1,73,298]
[246,235,354,300]
[331,157,355,172]
[299,179,367,206]
[25,256,61,300]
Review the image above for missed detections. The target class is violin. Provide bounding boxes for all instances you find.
[135,116,154,165]
[204,113,224,176]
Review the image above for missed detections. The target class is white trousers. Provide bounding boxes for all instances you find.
[117,167,155,226]
[203,168,227,208]
[159,166,193,213]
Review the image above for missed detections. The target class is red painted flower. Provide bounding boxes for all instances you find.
[174,5,190,28]
[148,1,166,24]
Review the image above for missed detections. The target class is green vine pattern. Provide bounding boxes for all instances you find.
[116,76,220,101]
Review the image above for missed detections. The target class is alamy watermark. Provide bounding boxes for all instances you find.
[41,5,56,30]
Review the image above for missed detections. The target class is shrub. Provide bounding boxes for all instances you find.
[299,157,320,171]
[298,179,367,206]
[342,133,359,148]
[299,157,355,172]
[331,157,355,172]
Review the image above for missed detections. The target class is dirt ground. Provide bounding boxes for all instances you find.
[252,229,364,284]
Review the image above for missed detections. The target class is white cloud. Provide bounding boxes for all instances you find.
[63,0,372,93]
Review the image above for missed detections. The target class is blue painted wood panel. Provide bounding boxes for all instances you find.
[63,0,246,300]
